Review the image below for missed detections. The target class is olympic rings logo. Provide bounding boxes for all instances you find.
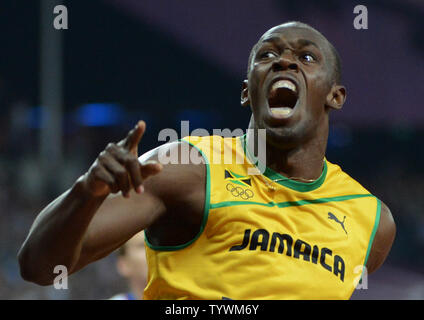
[226,183,254,200]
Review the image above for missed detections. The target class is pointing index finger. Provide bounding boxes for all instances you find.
[123,120,146,152]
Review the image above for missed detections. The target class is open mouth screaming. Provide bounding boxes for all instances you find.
[267,79,299,117]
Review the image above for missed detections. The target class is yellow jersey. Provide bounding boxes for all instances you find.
[144,135,381,300]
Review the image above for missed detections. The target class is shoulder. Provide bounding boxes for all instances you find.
[138,139,207,211]
[366,200,396,274]
[139,139,207,183]
[325,160,396,274]
[325,160,372,194]
[139,137,212,166]
[139,139,210,247]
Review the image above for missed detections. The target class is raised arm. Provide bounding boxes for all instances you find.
[18,121,165,285]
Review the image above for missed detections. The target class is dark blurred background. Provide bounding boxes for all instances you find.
[0,0,423,299]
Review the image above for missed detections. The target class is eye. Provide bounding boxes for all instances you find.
[259,51,278,59]
[300,52,316,63]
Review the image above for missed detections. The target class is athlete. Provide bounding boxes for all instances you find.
[109,232,148,300]
[18,22,396,299]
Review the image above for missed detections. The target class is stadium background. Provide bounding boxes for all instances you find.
[0,0,423,299]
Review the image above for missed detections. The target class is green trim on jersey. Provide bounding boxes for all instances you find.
[363,198,382,268]
[240,134,327,193]
[210,194,374,210]
[144,140,210,251]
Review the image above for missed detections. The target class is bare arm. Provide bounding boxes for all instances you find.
[365,201,396,274]
[74,146,205,272]
[18,121,165,285]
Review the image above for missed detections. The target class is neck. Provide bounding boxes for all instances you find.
[247,119,328,181]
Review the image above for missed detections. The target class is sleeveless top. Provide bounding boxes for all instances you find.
[143,135,380,299]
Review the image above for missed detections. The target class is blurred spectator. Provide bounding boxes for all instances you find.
[110,232,148,300]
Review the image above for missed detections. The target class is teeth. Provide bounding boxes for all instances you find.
[271,80,297,93]
[271,107,292,116]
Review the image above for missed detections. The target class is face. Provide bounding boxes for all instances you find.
[243,24,343,149]
[117,232,148,288]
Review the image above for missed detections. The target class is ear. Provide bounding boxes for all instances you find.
[241,79,250,107]
[326,85,346,110]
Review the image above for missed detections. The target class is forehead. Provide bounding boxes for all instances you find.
[258,25,328,50]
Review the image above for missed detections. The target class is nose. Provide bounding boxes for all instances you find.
[272,51,298,73]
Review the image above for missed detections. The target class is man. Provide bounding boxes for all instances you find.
[18,22,396,299]
[110,232,148,300]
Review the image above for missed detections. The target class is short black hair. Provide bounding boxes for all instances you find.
[247,22,342,85]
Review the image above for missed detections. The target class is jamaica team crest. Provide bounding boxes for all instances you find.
[224,169,254,199]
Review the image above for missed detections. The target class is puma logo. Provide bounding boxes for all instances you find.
[328,212,347,235]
